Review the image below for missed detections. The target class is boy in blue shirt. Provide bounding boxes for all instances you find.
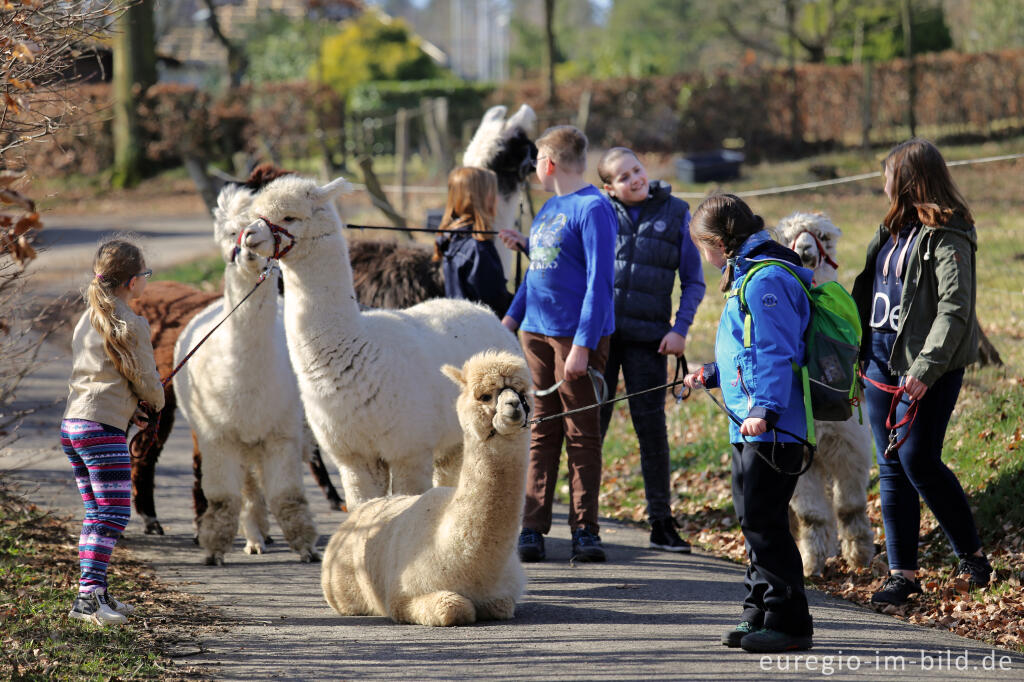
[501,126,616,562]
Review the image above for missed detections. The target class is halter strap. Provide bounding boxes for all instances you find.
[789,229,839,271]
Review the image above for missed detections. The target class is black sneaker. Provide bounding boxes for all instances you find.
[571,526,606,562]
[649,517,692,554]
[517,528,545,562]
[740,628,812,653]
[956,554,992,588]
[870,573,923,605]
[721,621,756,647]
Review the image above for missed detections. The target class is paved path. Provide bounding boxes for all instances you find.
[3,212,1023,680]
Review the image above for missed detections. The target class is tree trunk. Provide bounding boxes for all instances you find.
[543,0,557,106]
[901,0,917,137]
[112,0,157,188]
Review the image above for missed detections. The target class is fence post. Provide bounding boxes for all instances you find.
[434,97,451,171]
[395,107,409,218]
[576,89,592,135]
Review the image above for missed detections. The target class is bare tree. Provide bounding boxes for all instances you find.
[1,1,127,447]
[717,0,855,63]
[543,0,556,104]
[112,0,156,187]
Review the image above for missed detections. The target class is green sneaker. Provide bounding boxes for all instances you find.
[721,621,756,647]
[740,627,812,653]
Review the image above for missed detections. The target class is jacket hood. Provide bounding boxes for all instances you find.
[733,230,814,288]
[922,213,977,249]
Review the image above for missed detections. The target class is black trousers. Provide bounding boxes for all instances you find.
[732,441,813,636]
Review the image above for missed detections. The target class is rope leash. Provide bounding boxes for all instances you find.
[346,223,502,237]
[698,384,815,477]
[857,369,919,459]
[527,356,692,426]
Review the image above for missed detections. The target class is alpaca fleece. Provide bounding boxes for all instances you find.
[775,211,874,576]
[321,350,531,626]
[242,176,524,507]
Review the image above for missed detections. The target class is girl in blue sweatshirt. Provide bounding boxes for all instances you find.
[683,194,814,654]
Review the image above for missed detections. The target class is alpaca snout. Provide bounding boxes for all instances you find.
[243,223,272,256]
[492,389,526,434]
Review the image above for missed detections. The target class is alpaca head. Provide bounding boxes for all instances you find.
[463,104,538,199]
[775,211,842,283]
[242,176,352,261]
[442,350,532,441]
[213,183,257,262]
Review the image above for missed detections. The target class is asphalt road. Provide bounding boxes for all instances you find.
[3,211,1022,680]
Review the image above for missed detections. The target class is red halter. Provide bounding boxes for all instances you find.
[789,230,839,271]
[257,215,296,260]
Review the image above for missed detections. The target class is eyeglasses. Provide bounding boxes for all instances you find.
[138,269,153,279]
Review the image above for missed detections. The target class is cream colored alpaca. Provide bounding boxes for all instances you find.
[775,211,875,576]
[321,350,531,626]
[241,176,523,508]
[174,184,319,565]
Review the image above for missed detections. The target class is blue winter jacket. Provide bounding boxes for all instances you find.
[436,227,510,317]
[701,231,813,444]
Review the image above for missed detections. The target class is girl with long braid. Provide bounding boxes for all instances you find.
[62,239,164,625]
[683,194,815,653]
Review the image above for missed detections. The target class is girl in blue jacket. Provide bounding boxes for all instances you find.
[683,194,814,654]
[433,166,511,317]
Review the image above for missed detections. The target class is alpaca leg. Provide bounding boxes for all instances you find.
[337,454,389,508]
[789,462,836,577]
[191,430,207,543]
[240,464,270,555]
[474,596,517,621]
[831,433,875,568]
[390,452,435,496]
[130,385,175,535]
[432,443,463,488]
[263,440,320,562]
[390,591,476,627]
[309,445,344,511]
[197,441,245,566]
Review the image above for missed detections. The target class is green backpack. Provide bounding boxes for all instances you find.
[737,261,862,446]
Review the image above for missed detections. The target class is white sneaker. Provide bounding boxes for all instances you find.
[68,588,127,625]
[106,592,136,616]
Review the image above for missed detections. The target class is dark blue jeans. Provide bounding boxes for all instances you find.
[599,339,672,521]
[863,330,981,571]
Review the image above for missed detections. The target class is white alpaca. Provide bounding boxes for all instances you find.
[321,350,531,626]
[463,104,537,278]
[241,175,523,507]
[174,184,319,565]
[775,211,875,576]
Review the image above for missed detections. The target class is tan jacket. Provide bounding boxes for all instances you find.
[63,299,165,431]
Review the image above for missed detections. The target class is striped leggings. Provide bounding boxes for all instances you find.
[61,419,132,593]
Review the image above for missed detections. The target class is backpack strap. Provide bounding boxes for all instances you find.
[733,259,818,446]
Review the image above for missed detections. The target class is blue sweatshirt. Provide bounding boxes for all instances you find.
[506,185,616,349]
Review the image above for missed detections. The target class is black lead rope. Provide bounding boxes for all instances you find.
[528,356,692,426]
[699,385,815,477]
[346,223,502,236]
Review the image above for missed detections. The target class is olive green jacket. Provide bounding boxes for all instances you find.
[851,215,978,387]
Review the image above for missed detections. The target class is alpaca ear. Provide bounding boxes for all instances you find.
[318,177,353,201]
[480,105,508,125]
[506,104,537,135]
[440,364,465,388]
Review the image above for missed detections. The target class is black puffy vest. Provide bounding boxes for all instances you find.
[609,180,688,343]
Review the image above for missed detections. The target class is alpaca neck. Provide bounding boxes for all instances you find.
[280,228,362,329]
[217,267,280,369]
[443,433,528,564]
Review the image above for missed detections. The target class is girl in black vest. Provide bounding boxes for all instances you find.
[596,147,706,552]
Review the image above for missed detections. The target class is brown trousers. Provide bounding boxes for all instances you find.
[521,332,610,534]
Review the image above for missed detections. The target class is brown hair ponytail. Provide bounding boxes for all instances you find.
[690,193,765,292]
[86,239,145,382]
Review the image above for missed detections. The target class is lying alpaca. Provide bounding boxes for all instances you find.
[321,350,531,626]
[242,175,523,507]
[174,186,319,565]
[775,211,875,576]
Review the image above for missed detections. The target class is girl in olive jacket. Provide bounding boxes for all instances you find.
[851,138,989,607]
